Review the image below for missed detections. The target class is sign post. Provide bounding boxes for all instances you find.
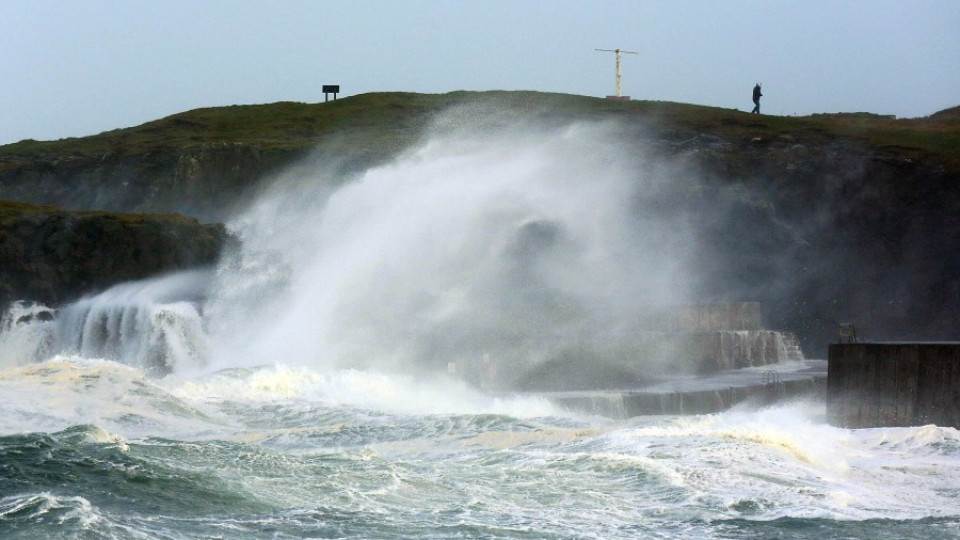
[322,85,340,102]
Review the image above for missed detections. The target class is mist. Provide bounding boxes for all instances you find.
[204,113,713,387]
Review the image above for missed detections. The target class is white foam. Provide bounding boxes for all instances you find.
[0,355,217,438]
[0,492,99,528]
[598,402,960,520]
[167,363,560,418]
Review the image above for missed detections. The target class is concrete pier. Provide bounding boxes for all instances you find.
[497,302,804,392]
[827,343,960,429]
[545,359,826,418]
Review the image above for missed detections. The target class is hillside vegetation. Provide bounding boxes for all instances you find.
[3,92,958,173]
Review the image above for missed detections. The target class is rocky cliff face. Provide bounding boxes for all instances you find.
[0,200,227,308]
[668,132,960,355]
[0,143,303,222]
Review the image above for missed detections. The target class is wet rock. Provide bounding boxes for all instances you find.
[0,200,228,309]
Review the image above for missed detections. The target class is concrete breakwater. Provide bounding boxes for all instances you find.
[544,360,826,418]
[478,302,805,393]
[827,342,960,429]
[514,302,824,417]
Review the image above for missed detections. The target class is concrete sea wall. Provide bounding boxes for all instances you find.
[553,377,824,418]
[827,343,960,428]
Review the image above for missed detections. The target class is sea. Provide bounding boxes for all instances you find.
[2,118,958,539]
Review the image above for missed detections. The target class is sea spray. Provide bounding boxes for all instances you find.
[0,270,214,375]
[168,364,559,418]
[206,119,700,391]
[0,301,56,367]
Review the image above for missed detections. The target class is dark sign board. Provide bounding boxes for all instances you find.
[322,85,340,93]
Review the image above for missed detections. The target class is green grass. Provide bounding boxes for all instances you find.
[0,199,201,226]
[0,200,58,224]
[2,92,957,172]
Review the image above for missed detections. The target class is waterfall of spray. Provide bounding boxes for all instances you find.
[0,301,57,367]
[205,119,699,388]
[54,269,214,375]
[0,270,214,374]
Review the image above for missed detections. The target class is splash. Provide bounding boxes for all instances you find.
[0,270,213,374]
[0,301,56,367]
[0,355,214,436]
[168,364,560,418]
[206,118,699,390]
[57,269,212,375]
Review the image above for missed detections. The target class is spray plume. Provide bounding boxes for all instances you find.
[206,111,702,387]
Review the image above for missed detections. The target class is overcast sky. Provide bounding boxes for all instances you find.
[2,0,957,145]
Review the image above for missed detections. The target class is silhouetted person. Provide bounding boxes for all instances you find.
[751,83,762,114]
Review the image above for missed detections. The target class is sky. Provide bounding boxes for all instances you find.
[1,0,958,145]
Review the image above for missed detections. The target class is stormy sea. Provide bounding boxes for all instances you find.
[2,119,958,539]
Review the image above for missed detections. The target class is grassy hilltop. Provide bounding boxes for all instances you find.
[3,91,958,173]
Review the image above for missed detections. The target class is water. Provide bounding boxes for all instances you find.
[2,115,958,538]
[1,361,958,539]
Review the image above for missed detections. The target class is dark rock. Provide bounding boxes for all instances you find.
[0,144,304,222]
[0,200,228,309]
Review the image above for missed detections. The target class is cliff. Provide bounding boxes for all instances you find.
[1,92,957,356]
[0,200,227,308]
[0,95,438,221]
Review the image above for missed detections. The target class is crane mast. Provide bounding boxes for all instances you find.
[595,48,638,98]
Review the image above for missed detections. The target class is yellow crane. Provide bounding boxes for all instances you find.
[595,48,638,98]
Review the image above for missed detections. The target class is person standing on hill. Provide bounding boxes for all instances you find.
[751,83,763,114]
